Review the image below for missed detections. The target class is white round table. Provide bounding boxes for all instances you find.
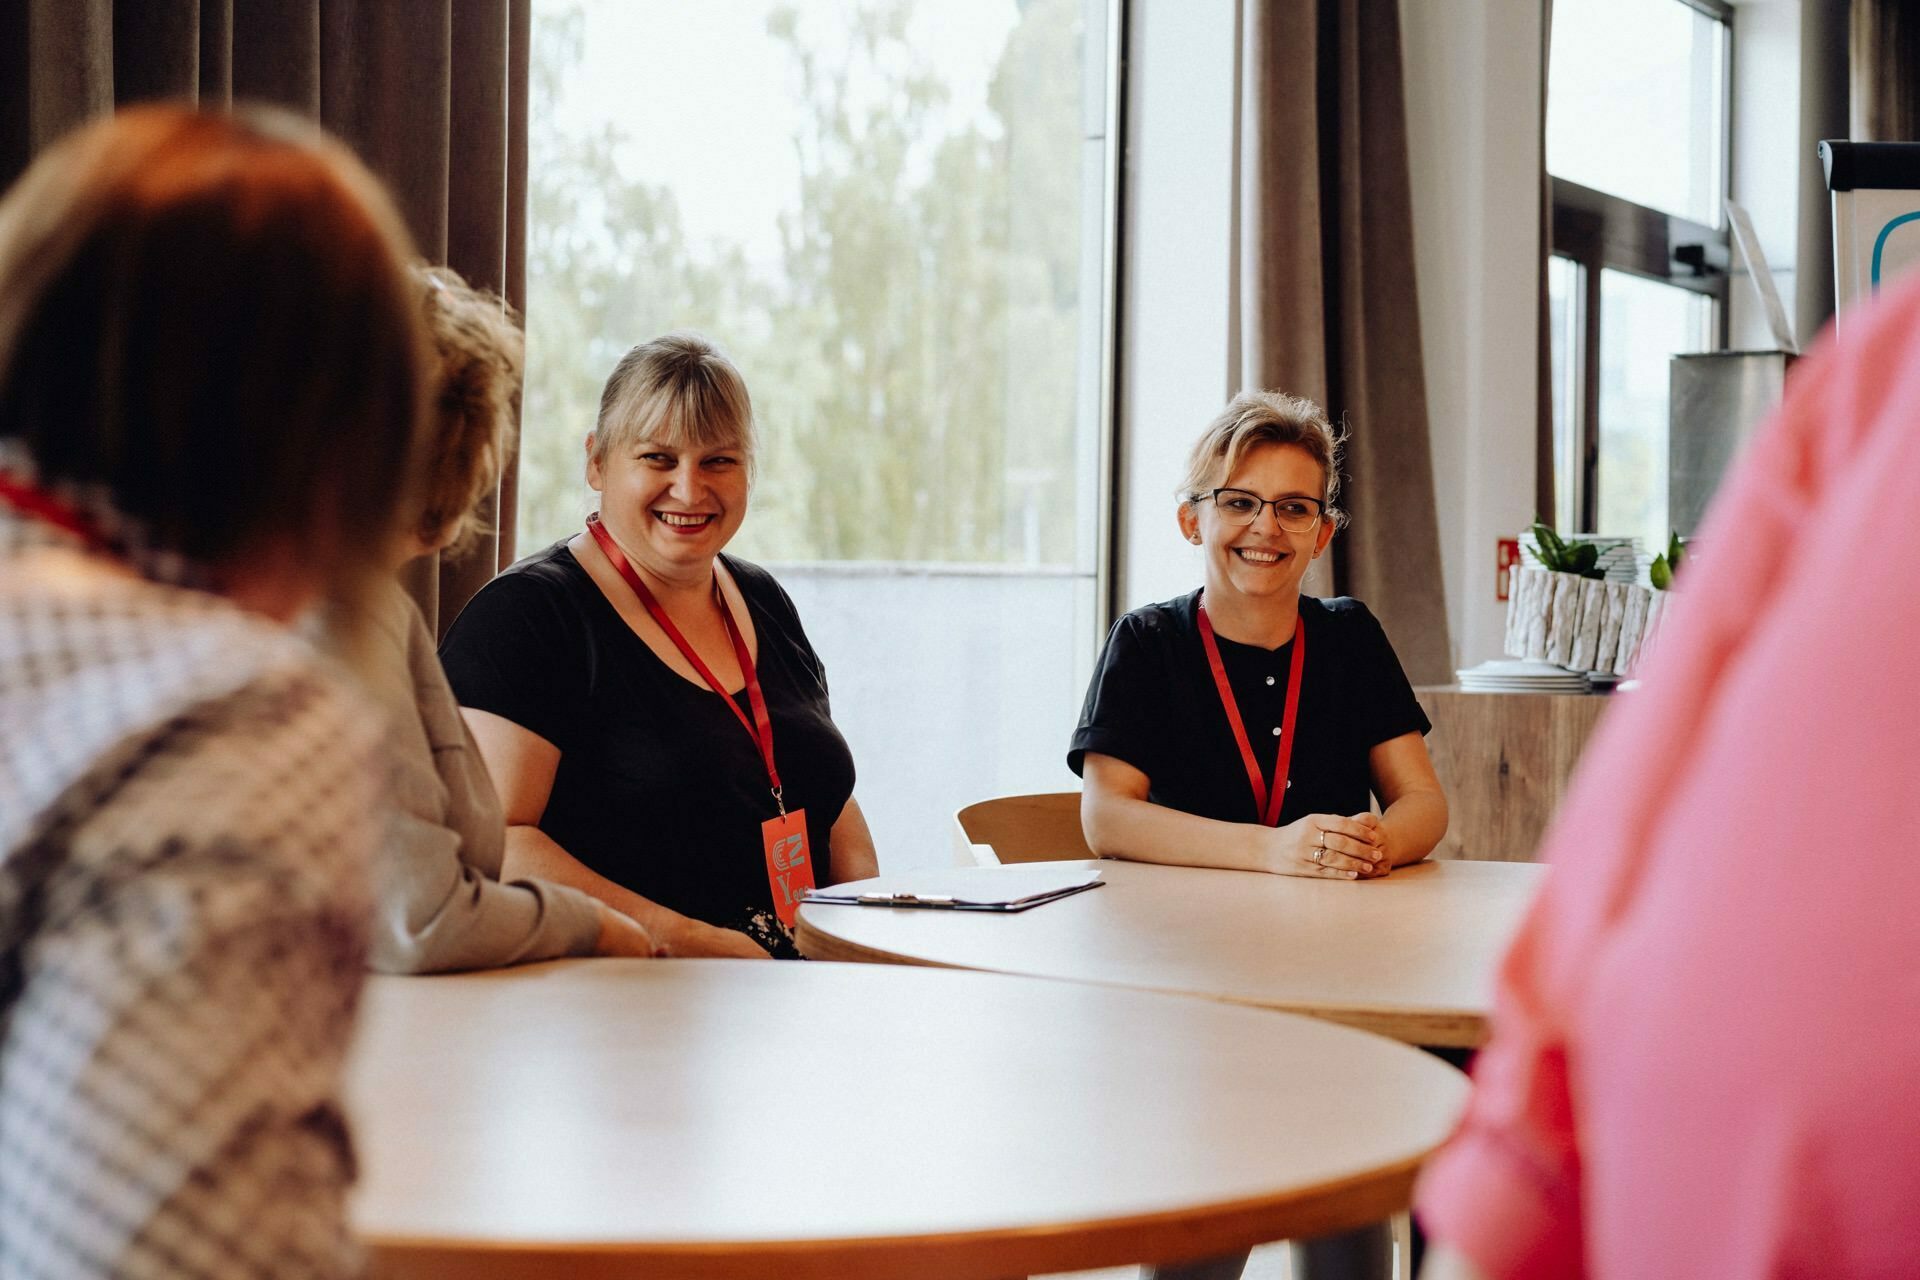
[345,959,1468,1279]
[796,858,1546,1048]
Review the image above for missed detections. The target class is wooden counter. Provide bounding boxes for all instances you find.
[1415,685,1611,862]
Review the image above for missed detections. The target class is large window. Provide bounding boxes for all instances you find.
[1546,0,1729,548]
[524,1,1117,868]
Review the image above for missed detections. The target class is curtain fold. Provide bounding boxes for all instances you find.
[0,0,525,635]
[1239,0,1454,685]
[1853,0,1920,141]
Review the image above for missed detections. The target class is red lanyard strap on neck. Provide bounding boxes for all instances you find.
[0,472,105,549]
[586,514,785,813]
[1196,594,1306,827]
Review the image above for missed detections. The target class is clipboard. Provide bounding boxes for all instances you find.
[802,866,1104,912]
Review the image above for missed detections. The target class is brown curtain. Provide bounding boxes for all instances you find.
[1239,0,1454,685]
[0,0,530,635]
[1853,0,1920,141]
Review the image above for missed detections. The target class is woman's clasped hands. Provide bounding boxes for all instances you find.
[1269,813,1388,880]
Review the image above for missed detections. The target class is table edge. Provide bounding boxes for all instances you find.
[793,920,1489,1049]
[363,1151,1433,1280]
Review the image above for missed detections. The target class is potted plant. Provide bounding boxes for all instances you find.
[1510,521,1608,669]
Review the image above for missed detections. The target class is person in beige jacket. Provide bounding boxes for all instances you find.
[339,266,657,973]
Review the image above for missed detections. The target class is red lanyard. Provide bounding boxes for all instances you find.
[1196,594,1306,827]
[0,472,105,548]
[586,514,787,815]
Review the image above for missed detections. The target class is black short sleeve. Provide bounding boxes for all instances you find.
[1068,612,1172,779]
[1344,600,1432,748]
[741,564,830,701]
[437,565,591,753]
[434,546,855,959]
[1066,592,1426,826]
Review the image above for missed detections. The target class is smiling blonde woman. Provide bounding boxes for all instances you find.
[439,333,878,959]
[1071,390,1448,881]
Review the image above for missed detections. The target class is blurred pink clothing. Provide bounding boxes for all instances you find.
[1415,273,1920,1278]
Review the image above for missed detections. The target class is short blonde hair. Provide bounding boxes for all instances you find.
[1178,390,1348,529]
[591,332,755,479]
[414,265,522,557]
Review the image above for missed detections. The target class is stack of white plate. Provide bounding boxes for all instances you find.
[1521,535,1643,585]
[1456,659,1592,694]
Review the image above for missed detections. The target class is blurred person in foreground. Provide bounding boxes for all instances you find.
[440,332,879,960]
[330,265,656,972]
[1417,274,1920,1278]
[0,106,429,1273]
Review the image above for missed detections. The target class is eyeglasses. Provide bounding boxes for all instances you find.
[1195,488,1326,532]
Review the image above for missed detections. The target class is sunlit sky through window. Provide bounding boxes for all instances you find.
[1548,0,1723,225]
[547,1,1020,268]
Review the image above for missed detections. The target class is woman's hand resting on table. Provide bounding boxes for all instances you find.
[655,916,773,959]
[1264,813,1388,880]
[593,905,663,957]
[589,904,771,959]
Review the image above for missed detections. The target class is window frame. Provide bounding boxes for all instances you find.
[1545,0,1733,534]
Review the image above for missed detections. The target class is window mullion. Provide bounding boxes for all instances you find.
[1579,256,1603,534]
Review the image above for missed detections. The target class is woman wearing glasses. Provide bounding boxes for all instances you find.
[1071,390,1446,880]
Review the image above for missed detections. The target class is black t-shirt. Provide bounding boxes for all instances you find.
[439,542,855,958]
[1068,592,1430,826]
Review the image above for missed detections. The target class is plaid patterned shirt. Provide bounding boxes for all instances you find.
[1,508,380,1278]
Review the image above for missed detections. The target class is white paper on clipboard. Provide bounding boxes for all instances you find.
[802,865,1103,911]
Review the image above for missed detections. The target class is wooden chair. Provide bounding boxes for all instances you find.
[950,791,1093,866]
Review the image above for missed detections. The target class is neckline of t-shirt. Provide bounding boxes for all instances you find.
[558,541,766,701]
[1184,589,1316,656]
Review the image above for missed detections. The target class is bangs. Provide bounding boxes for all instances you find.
[592,331,757,479]
[635,389,748,453]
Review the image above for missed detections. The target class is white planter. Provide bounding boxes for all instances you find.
[1616,586,1649,673]
[1505,568,1656,675]
[1567,578,1608,672]
[1545,572,1586,668]
[1635,590,1669,672]
[1595,582,1628,675]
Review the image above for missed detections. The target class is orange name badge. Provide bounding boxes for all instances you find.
[762,808,814,927]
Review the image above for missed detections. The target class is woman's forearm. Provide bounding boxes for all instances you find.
[1379,788,1447,866]
[1082,788,1271,872]
[502,824,691,939]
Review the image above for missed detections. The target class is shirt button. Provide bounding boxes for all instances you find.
[1271,726,1281,736]
[1266,676,1276,686]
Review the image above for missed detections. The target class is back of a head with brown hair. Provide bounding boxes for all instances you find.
[414,265,523,558]
[0,104,431,603]
[591,331,756,480]
[1178,389,1349,529]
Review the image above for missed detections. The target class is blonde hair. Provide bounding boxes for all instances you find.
[414,265,523,557]
[1178,390,1348,529]
[590,332,755,479]
[0,104,431,605]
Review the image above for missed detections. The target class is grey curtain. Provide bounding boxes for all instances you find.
[1238,0,1454,685]
[0,0,530,635]
[1853,0,1919,141]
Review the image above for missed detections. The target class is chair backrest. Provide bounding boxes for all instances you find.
[951,791,1092,866]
